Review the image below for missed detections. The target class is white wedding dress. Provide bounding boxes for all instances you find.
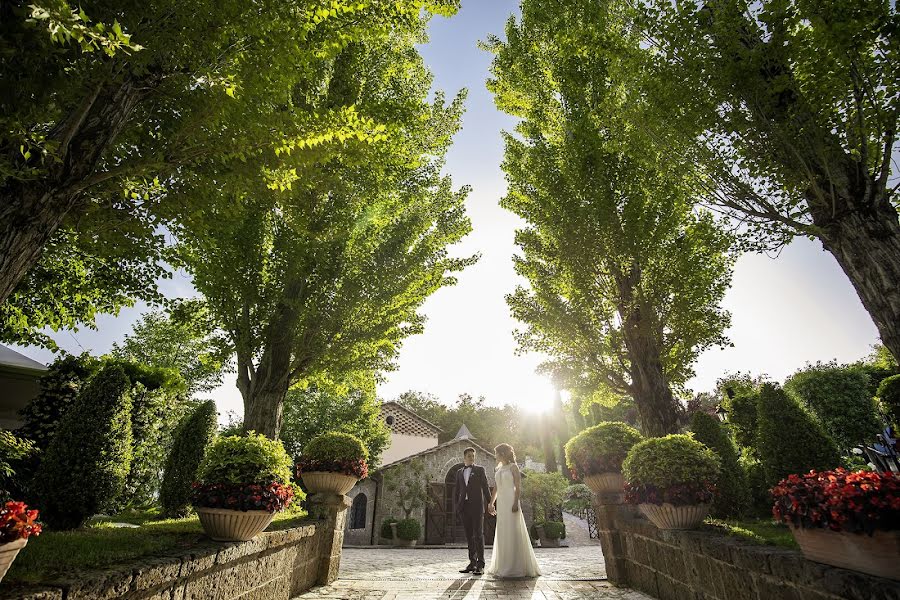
[487,464,541,578]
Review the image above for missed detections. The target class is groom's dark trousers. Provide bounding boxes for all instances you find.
[454,464,491,568]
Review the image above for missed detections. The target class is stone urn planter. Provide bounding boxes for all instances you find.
[583,472,624,494]
[639,503,711,530]
[300,471,358,495]
[197,507,276,542]
[790,527,900,581]
[0,539,27,582]
[389,520,420,548]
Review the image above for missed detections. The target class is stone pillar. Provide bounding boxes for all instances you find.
[593,490,628,586]
[308,493,351,585]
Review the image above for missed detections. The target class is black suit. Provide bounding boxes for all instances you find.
[454,464,491,568]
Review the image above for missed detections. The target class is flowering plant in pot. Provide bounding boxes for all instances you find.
[772,469,900,580]
[565,422,642,494]
[296,432,369,495]
[191,433,295,542]
[0,501,41,582]
[623,434,719,530]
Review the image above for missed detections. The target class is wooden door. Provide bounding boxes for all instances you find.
[426,483,446,544]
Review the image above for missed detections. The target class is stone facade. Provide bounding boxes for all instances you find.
[1,495,350,600]
[593,496,900,600]
[345,478,378,546]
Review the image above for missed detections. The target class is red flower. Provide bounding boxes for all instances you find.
[0,501,42,544]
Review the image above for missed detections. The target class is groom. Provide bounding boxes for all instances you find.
[454,447,492,575]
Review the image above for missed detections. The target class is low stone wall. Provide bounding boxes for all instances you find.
[0,494,350,600]
[594,497,900,600]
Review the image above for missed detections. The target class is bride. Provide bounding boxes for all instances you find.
[486,443,541,578]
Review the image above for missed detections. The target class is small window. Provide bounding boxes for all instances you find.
[350,494,367,529]
[385,415,395,426]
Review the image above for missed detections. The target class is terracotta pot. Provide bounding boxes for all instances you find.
[196,507,275,542]
[301,471,358,495]
[0,539,26,582]
[583,472,625,494]
[639,503,710,530]
[790,526,900,581]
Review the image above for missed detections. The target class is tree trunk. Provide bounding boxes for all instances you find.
[813,200,900,362]
[0,79,145,304]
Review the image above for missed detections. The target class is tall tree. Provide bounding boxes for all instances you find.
[0,0,460,319]
[487,0,734,436]
[178,37,474,438]
[611,0,900,359]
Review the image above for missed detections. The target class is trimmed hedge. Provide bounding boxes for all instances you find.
[622,434,720,489]
[756,383,841,487]
[303,432,369,463]
[878,374,900,427]
[531,520,566,540]
[722,390,760,454]
[690,412,748,518]
[33,365,133,530]
[564,421,643,477]
[160,400,217,517]
[785,363,880,450]
[380,517,399,539]
[197,433,292,485]
[395,518,421,540]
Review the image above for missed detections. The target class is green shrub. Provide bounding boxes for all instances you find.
[785,363,880,450]
[302,432,369,463]
[564,421,643,477]
[562,483,593,513]
[531,520,566,540]
[739,455,772,518]
[756,384,841,487]
[395,518,421,540]
[690,412,748,518]
[722,390,760,454]
[160,401,217,517]
[0,430,38,501]
[197,433,292,485]
[521,471,568,523]
[877,375,900,427]
[33,365,133,530]
[622,434,720,489]
[380,517,399,539]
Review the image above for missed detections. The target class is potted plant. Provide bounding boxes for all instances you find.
[565,422,643,494]
[622,434,720,530]
[531,520,566,548]
[0,501,41,582]
[296,432,368,495]
[380,517,399,544]
[392,518,421,548]
[773,469,900,580]
[191,433,295,542]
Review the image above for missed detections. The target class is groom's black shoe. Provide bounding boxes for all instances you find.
[473,566,484,576]
[459,565,475,574]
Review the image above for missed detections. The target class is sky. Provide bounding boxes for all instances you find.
[14,0,882,418]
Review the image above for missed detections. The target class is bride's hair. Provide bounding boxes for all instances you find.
[494,443,516,465]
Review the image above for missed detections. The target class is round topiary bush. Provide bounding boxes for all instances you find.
[531,520,567,540]
[564,421,643,477]
[877,374,900,427]
[622,434,720,506]
[756,383,841,487]
[690,412,749,518]
[395,518,421,541]
[380,517,399,539]
[160,400,217,518]
[562,483,593,513]
[296,432,369,479]
[33,365,133,530]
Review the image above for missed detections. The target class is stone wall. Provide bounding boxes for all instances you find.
[594,498,900,600]
[344,478,377,546]
[1,494,350,600]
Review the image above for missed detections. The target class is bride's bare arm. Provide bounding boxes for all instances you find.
[511,464,521,512]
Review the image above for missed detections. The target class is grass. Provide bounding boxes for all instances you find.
[703,518,799,549]
[6,506,308,584]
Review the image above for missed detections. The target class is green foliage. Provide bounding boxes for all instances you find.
[281,381,389,465]
[486,2,734,435]
[724,391,761,455]
[303,432,369,464]
[531,521,566,540]
[380,517,399,540]
[755,384,841,487]
[877,375,900,427]
[382,459,427,520]
[785,363,881,449]
[395,518,421,541]
[197,434,292,485]
[622,435,720,489]
[564,422,643,476]
[690,412,748,518]
[562,484,593,513]
[521,471,568,523]
[160,401,217,518]
[111,300,230,396]
[739,456,773,519]
[0,430,39,501]
[34,365,133,530]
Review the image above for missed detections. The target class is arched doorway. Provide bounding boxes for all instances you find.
[425,463,496,545]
